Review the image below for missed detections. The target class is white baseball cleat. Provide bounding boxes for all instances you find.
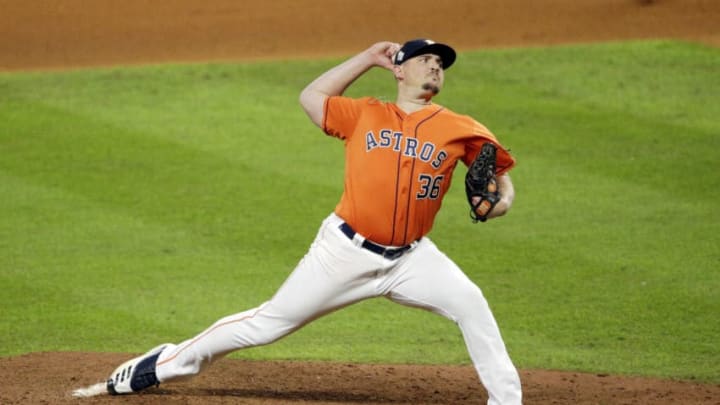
[105,343,170,395]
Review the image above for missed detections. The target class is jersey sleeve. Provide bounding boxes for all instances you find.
[463,120,516,175]
[322,96,368,140]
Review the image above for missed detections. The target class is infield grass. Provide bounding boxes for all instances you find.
[1,40,718,382]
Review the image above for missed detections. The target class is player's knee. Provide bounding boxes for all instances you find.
[447,288,491,321]
[248,320,302,346]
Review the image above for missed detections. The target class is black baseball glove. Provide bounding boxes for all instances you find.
[465,142,500,223]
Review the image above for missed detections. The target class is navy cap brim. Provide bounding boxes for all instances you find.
[394,40,457,70]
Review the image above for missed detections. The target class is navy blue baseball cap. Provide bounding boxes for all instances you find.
[392,39,457,70]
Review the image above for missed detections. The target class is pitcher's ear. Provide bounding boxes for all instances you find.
[392,65,404,80]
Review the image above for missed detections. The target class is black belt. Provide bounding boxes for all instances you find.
[339,222,416,260]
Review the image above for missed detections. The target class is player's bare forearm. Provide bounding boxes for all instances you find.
[299,41,401,127]
[487,174,514,219]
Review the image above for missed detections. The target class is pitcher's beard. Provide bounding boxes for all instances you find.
[422,83,440,95]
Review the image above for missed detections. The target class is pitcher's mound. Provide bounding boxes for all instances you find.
[2,352,719,404]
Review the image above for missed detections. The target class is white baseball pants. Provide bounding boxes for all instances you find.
[154,213,522,405]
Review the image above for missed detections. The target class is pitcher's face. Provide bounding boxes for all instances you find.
[400,53,445,96]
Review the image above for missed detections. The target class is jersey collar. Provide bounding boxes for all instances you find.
[389,102,444,120]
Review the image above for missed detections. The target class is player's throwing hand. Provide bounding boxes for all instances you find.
[366,41,402,70]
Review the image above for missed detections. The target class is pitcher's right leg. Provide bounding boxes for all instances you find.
[383,239,522,405]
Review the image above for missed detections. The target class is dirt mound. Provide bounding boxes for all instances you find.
[2,0,719,403]
[2,352,719,404]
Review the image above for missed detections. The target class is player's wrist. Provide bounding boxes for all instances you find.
[490,195,512,219]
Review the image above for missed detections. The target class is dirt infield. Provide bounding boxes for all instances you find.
[1,0,718,71]
[2,0,720,404]
[2,352,720,404]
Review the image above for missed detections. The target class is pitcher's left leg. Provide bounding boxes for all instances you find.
[154,213,383,383]
[382,239,522,405]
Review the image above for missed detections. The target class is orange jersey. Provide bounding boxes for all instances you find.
[323,96,515,246]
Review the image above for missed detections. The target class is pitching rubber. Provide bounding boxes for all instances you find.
[72,382,108,398]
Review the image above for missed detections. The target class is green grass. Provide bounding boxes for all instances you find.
[1,40,718,382]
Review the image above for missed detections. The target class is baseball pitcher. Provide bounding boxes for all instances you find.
[74,39,522,405]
